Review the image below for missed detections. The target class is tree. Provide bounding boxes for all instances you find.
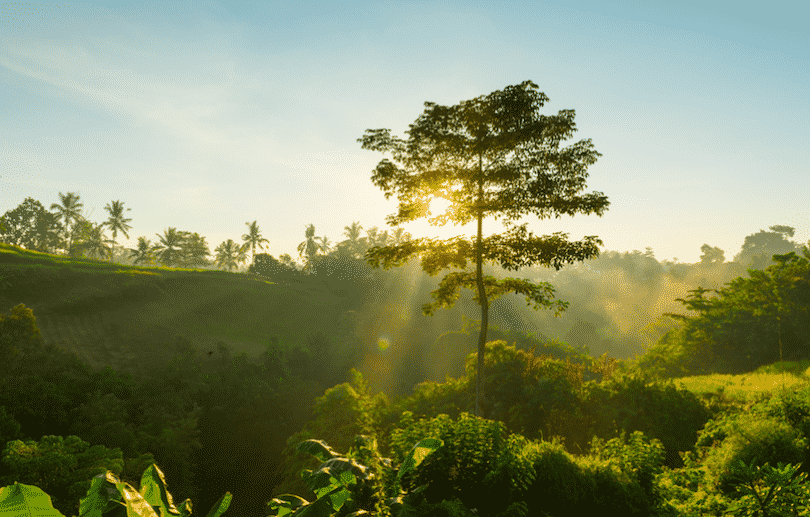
[358,80,609,417]
[0,197,63,252]
[177,231,212,268]
[317,235,333,255]
[101,200,133,263]
[297,224,326,274]
[152,227,186,267]
[734,226,801,270]
[279,253,298,270]
[214,239,248,272]
[699,244,725,266]
[128,237,159,266]
[242,221,270,265]
[662,245,810,374]
[335,221,366,258]
[49,192,84,255]
[81,222,114,260]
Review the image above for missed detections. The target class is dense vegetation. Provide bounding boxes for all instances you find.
[1,197,810,515]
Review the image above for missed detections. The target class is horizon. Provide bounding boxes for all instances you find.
[2,0,808,264]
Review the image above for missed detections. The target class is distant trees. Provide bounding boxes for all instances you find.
[214,239,248,272]
[177,232,212,268]
[359,80,608,417]
[49,192,84,255]
[102,200,133,263]
[0,197,63,253]
[297,224,327,274]
[699,244,725,266]
[241,221,269,265]
[733,226,803,270]
[650,245,810,375]
[335,221,364,258]
[152,227,190,267]
[128,237,159,266]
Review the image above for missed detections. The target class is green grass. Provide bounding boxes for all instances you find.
[0,243,349,379]
[671,366,810,405]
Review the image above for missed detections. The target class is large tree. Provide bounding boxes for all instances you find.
[49,192,84,255]
[358,80,609,417]
[102,200,133,263]
[242,221,270,265]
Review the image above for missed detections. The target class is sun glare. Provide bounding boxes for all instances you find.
[403,195,476,241]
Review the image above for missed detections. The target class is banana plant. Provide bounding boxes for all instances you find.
[0,463,231,517]
[268,434,444,517]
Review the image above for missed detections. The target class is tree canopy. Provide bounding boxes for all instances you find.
[359,80,609,417]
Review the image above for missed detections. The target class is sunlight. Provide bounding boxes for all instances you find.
[403,194,477,241]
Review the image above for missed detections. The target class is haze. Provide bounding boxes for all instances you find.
[1,0,808,264]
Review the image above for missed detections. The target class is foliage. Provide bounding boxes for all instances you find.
[152,227,187,267]
[268,434,444,517]
[214,238,249,272]
[102,200,133,263]
[386,413,533,516]
[298,223,329,274]
[0,303,44,362]
[0,197,64,253]
[359,80,609,418]
[580,373,710,468]
[0,462,231,517]
[242,220,270,264]
[128,236,160,266]
[49,191,84,255]
[653,245,810,375]
[726,460,810,516]
[177,232,213,268]
[701,412,808,494]
[249,252,301,277]
[733,226,804,270]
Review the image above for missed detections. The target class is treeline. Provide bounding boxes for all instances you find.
[0,193,412,272]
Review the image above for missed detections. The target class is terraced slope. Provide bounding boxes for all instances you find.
[0,244,357,378]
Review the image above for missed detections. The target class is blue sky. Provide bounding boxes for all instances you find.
[1,0,808,265]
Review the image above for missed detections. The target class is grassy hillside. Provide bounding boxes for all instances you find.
[0,243,352,379]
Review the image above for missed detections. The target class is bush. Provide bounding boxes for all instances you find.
[581,373,710,468]
[702,413,808,494]
[388,413,533,516]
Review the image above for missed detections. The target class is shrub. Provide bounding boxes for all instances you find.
[703,413,808,494]
[388,413,533,516]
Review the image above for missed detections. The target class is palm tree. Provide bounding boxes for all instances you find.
[83,222,114,260]
[391,227,412,245]
[129,236,158,266]
[214,239,249,272]
[50,192,84,255]
[242,221,270,265]
[339,221,364,258]
[152,227,186,267]
[317,235,333,255]
[102,200,133,263]
[297,223,324,274]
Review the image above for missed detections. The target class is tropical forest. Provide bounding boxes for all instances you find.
[1,82,810,517]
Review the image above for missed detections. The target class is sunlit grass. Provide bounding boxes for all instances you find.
[673,366,810,403]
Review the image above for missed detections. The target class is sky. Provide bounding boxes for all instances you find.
[1,0,809,266]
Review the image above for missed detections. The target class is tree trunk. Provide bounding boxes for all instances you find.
[475,156,488,419]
